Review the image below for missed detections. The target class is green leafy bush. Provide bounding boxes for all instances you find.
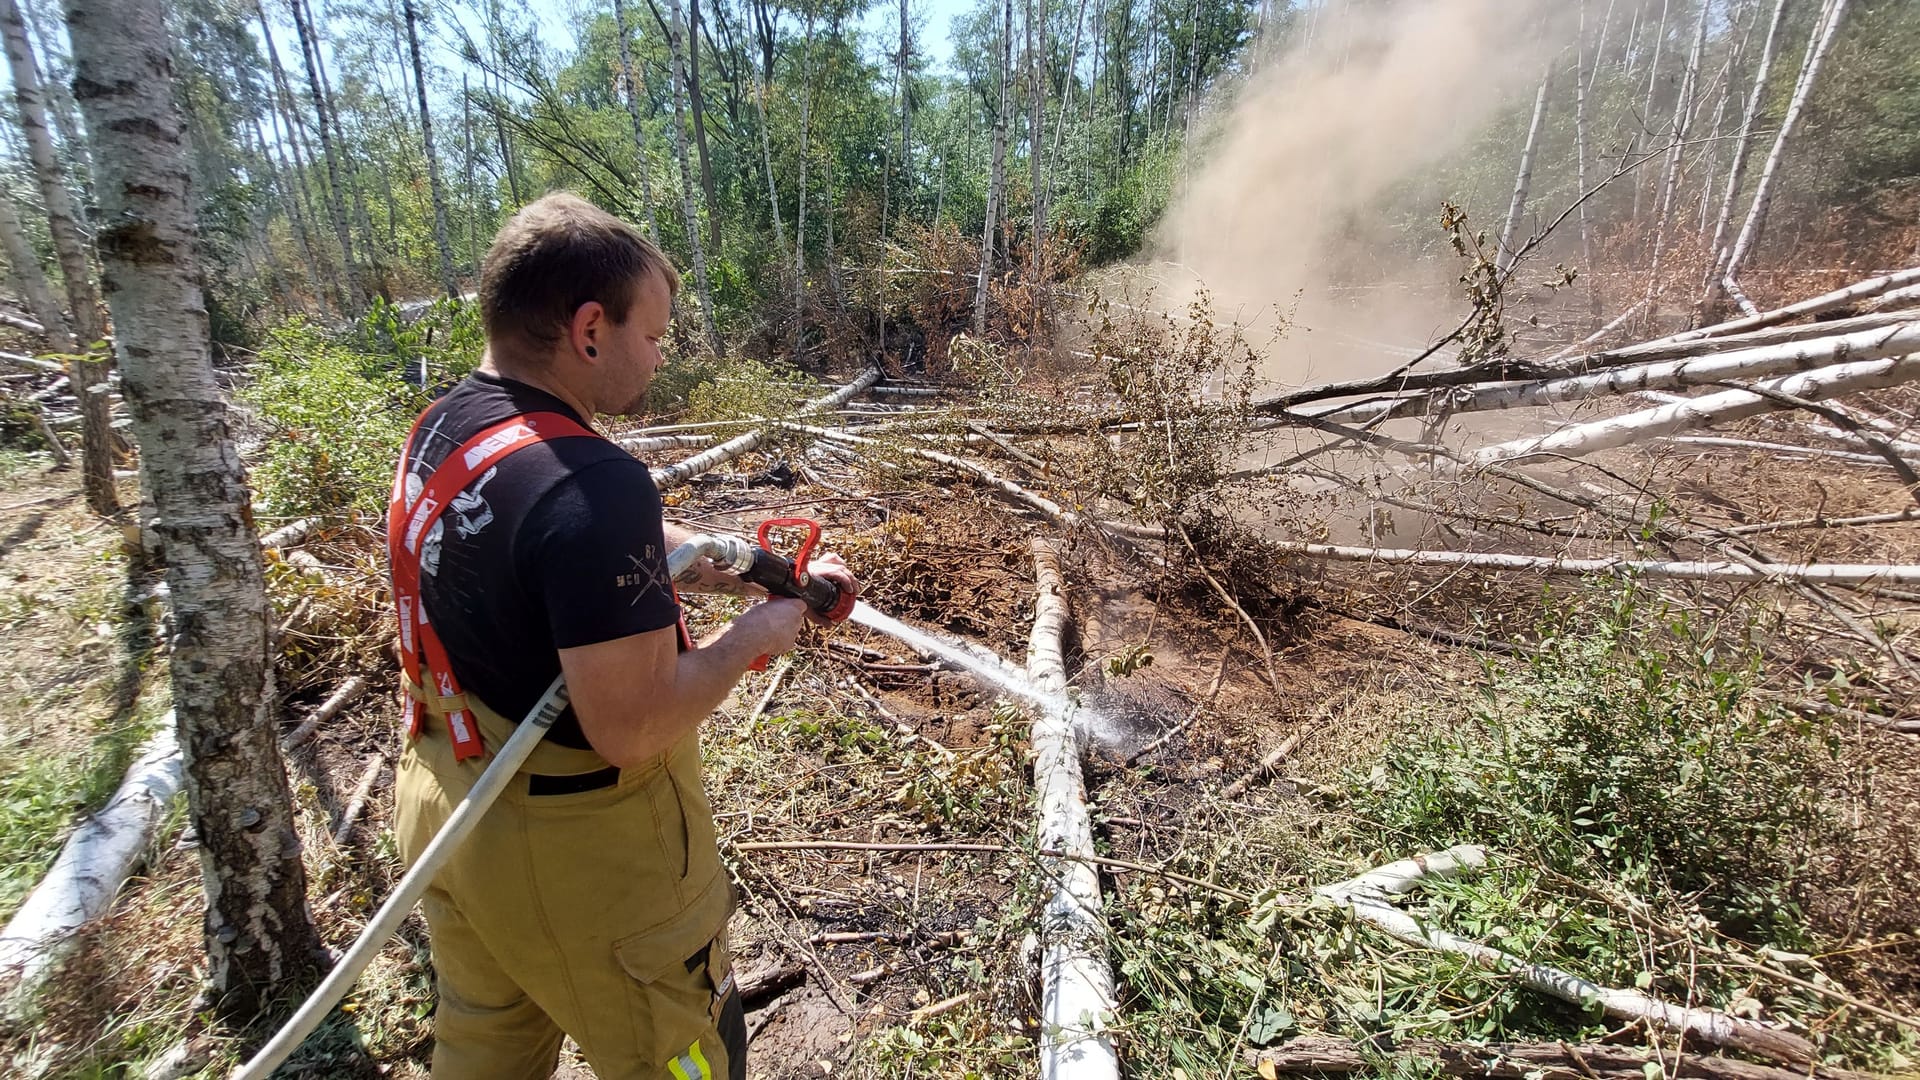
[1345,582,1838,942]
[350,295,486,390]
[243,319,425,519]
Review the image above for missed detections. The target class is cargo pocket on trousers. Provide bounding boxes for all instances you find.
[611,885,729,1068]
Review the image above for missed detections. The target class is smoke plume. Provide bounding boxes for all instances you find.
[1145,0,1570,387]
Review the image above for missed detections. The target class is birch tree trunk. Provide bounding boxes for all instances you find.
[1643,0,1710,323]
[611,0,662,243]
[1633,0,1670,222]
[662,0,725,354]
[1469,354,1920,466]
[756,59,784,254]
[17,0,88,184]
[974,0,1013,337]
[1574,0,1599,323]
[1043,0,1090,229]
[0,0,116,516]
[1495,61,1552,276]
[687,0,720,253]
[462,75,479,263]
[304,6,380,282]
[1722,0,1849,314]
[402,0,460,298]
[64,0,326,1013]
[794,2,814,358]
[0,191,71,343]
[898,0,911,177]
[1028,0,1045,285]
[256,0,340,311]
[1702,0,1789,310]
[289,0,364,309]
[1027,539,1120,1080]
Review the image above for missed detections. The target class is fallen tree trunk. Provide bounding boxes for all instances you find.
[1469,356,1920,465]
[1644,265,1920,350]
[619,433,717,455]
[1267,541,1920,585]
[1316,852,1816,1065]
[1660,436,1912,468]
[283,675,370,749]
[650,367,882,487]
[1310,321,1920,427]
[1027,538,1118,1080]
[259,517,319,551]
[0,719,183,1022]
[1247,1036,1865,1080]
[792,424,1164,539]
[1253,303,1919,420]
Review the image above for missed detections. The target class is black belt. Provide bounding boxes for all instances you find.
[527,764,621,796]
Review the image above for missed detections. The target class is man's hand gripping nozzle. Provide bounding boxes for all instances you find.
[667,518,857,667]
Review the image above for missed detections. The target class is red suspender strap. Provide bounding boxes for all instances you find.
[388,410,600,760]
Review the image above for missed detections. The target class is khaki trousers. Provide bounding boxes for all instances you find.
[394,697,744,1080]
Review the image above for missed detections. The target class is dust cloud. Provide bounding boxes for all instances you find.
[1144,0,1570,390]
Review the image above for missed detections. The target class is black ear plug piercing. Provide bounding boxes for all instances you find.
[585,346,598,357]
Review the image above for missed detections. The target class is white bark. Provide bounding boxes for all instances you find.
[0,190,70,343]
[793,423,1163,539]
[1469,355,1920,465]
[1864,283,1920,313]
[0,722,182,1020]
[1565,306,1917,370]
[650,367,881,486]
[1314,321,1920,426]
[402,0,459,298]
[662,0,724,354]
[754,16,783,254]
[66,0,323,1006]
[1544,301,1646,362]
[1028,0,1045,282]
[331,754,385,844]
[0,0,96,346]
[793,3,813,357]
[1495,62,1552,276]
[1643,0,1710,320]
[288,0,363,309]
[974,0,1013,337]
[282,675,371,749]
[612,0,662,242]
[1703,0,1790,308]
[1661,435,1911,468]
[1632,0,1670,222]
[619,433,718,454]
[1027,539,1118,1080]
[1574,0,1596,317]
[1319,855,1815,1065]
[1648,265,1920,349]
[1318,845,1487,901]
[1722,0,1851,312]
[1,0,115,516]
[1268,541,1920,585]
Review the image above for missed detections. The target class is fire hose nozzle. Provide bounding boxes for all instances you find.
[666,522,854,623]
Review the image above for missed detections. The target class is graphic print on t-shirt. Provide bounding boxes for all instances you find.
[620,543,671,606]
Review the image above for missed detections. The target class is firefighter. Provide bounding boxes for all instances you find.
[389,191,857,1080]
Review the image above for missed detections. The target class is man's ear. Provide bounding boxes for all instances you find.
[569,301,606,362]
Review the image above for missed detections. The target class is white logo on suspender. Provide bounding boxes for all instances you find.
[462,423,536,470]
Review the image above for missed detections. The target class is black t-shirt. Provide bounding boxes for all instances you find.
[400,371,681,748]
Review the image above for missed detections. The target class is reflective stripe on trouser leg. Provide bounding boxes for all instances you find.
[668,1040,712,1080]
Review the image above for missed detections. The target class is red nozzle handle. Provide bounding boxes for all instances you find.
[756,517,821,580]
